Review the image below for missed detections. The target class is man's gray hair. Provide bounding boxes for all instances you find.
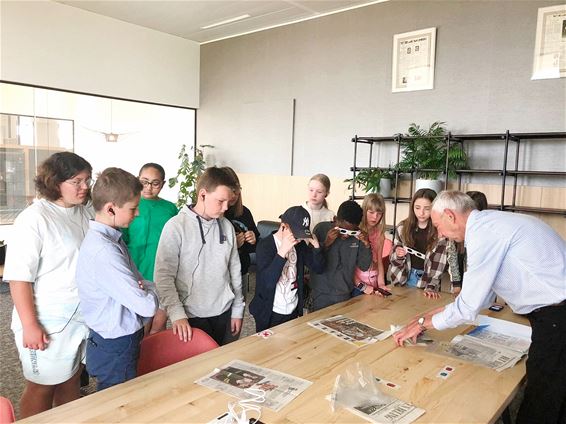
[432,190,476,213]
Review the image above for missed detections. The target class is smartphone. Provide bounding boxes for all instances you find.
[489,304,504,312]
[376,287,392,297]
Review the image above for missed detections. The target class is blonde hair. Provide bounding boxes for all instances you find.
[360,193,386,235]
[309,173,331,209]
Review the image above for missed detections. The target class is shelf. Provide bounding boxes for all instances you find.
[506,170,566,177]
[456,169,503,175]
[502,205,566,216]
[349,130,566,223]
[350,195,411,203]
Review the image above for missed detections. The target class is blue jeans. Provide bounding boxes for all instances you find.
[86,328,144,391]
[406,268,424,288]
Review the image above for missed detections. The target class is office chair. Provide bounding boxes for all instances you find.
[0,396,15,424]
[137,328,219,376]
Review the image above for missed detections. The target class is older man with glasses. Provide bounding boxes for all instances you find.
[393,190,566,424]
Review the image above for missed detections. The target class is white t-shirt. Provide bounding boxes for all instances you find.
[272,235,299,315]
[4,199,93,314]
[303,201,334,231]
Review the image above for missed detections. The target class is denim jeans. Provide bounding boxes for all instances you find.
[406,268,424,288]
[86,328,144,391]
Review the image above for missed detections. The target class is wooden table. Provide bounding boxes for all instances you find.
[22,287,529,423]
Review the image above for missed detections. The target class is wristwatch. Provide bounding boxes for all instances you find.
[417,317,427,332]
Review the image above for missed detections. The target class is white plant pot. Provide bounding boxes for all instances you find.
[415,178,443,194]
[379,178,392,198]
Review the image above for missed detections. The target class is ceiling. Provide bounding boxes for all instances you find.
[57,0,387,44]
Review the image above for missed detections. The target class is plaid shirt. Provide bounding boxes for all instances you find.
[387,223,450,291]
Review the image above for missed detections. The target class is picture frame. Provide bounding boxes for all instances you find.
[392,27,437,92]
[532,4,566,80]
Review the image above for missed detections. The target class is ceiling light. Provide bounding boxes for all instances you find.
[201,14,251,30]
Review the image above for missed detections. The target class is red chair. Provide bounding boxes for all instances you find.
[0,396,15,424]
[137,328,219,376]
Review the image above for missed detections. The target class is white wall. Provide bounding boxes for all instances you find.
[0,0,200,108]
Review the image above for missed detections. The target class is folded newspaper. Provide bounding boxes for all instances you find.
[195,359,312,412]
[308,315,392,346]
[428,315,532,372]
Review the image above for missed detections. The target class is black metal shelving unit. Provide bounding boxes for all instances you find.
[350,131,566,229]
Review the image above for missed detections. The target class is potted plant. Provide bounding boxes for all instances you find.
[168,144,214,208]
[345,165,396,197]
[397,122,467,193]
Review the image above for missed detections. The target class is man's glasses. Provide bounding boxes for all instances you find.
[336,227,361,237]
[65,178,93,188]
[140,179,164,188]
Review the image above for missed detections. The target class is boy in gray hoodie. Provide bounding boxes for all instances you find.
[154,167,244,345]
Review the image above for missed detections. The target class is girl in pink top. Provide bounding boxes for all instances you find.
[353,194,392,296]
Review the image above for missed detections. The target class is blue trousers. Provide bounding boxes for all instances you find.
[86,328,144,391]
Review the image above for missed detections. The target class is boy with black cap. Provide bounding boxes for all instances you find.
[249,206,325,332]
[310,200,372,311]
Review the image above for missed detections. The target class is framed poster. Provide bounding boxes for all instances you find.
[532,4,566,80]
[392,27,437,92]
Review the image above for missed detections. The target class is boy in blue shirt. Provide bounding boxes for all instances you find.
[76,167,158,391]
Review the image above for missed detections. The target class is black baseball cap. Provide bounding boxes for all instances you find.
[280,206,312,239]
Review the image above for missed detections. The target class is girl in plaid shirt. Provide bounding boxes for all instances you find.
[387,189,453,299]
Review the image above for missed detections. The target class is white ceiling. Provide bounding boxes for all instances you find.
[57,0,387,44]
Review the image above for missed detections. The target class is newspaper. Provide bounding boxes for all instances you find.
[308,315,390,346]
[348,399,425,424]
[428,315,531,372]
[195,360,312,412]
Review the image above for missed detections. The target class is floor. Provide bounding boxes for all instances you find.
[0,277,522,422]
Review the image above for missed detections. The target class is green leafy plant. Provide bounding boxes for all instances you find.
[345,165,396,194]
[168,144,214,208]
[398,122,467,180]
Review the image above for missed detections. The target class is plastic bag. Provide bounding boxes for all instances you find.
[329,363,394,413]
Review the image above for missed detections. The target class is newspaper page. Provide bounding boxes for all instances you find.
[428,316,531,372]
[195,360,311,412]
[392,27,436,92]
[348,399,425,424]
[532,4,566,79]
[308,315,390,346]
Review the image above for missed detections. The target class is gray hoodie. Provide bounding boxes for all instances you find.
[154,205,244,322]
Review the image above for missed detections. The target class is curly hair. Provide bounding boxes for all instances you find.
[34,152,92,201]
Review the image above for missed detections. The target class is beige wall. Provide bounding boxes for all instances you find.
[240,174,566,239]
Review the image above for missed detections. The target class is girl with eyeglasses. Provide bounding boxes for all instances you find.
[352,194,393,297]
[4,152,93,417]
[388,188,452,299]
[122,163,177,334]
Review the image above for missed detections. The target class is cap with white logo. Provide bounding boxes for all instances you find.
[279,206,312,239]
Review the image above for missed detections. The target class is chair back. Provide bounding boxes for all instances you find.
[0,396,15,424]
[137,328,219,376]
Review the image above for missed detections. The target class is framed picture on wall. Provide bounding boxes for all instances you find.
[532,4,566,80]
[392,27,437,93]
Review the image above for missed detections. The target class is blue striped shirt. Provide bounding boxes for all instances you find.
[77,221,158,338]
[433,210,566,331]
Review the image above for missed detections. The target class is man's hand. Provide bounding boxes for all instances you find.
[231,318,243,336]
[172,319,192,342]
[23,322,50,350]
[393,321,423,347]
[452,286,462,297]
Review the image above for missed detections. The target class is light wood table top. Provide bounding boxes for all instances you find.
[22,287,529,423]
